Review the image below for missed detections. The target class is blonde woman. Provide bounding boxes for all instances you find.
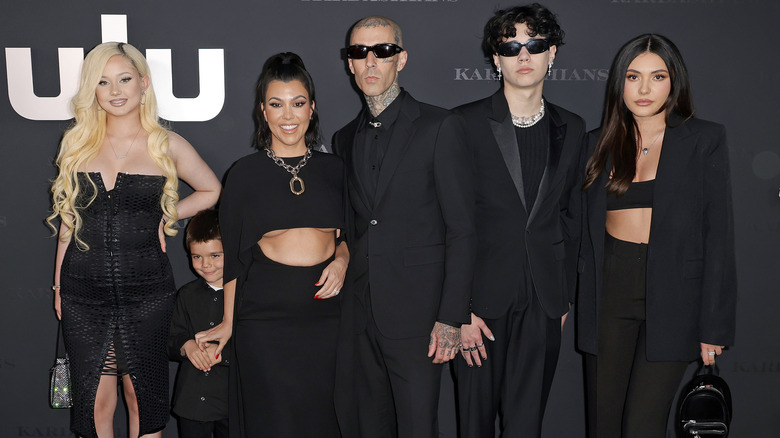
[47,42,220,438]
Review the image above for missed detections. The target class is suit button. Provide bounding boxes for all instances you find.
[370,219,378,225]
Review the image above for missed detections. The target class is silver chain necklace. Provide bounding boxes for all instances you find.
[638,130,664,157]
[265,147,312,195]
[107,125,142,159]
[511,98,545,128]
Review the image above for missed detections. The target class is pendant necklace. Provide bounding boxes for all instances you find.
[639,129,664,157]
[511,98,545,128]
[107,125,143,159]
[265,147,312,195]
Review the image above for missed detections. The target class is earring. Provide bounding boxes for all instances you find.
[140,90,146,105]
[547,63,553,78]
[497,67,502,81]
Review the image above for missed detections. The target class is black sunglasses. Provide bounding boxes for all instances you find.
[497,39,550,56]
[347,43,404,59]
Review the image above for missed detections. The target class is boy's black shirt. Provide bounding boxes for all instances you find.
[168,277,231,421]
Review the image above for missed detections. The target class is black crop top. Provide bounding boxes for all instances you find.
[220,150,346,283]
[606,179,655,211]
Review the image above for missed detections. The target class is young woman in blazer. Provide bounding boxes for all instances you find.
[577,34,737,437]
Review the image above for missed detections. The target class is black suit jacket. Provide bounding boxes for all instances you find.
[332,92,476,339]
[576,115,737,361]
[453,91,586,319]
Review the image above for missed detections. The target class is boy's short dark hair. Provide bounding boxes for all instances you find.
[185,209,221,248]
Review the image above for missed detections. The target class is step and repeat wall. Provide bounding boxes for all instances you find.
[2,1,778,436]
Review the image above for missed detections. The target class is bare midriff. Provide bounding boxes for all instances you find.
[606,208,652,244]
[258,227,337,266]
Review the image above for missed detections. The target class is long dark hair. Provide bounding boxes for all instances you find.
[254,52,321,150]
[583,34,694,193]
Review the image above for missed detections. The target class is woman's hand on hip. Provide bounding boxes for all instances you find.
[314,257,347,300]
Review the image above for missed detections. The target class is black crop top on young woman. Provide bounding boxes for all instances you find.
[606,179,655,211]
[219,150,346,283]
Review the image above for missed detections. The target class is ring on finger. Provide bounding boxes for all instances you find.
[476,344,484,347]
[468,347,477,352]
[708,351,716,356]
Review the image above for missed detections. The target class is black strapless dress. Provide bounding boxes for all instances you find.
[60,172,175,438]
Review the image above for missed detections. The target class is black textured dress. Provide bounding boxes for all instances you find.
[60,172,176,438]
[220,150,346,437]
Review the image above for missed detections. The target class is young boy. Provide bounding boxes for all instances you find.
[168,209,230,438]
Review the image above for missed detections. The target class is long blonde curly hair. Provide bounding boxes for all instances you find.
[46,42,179,249]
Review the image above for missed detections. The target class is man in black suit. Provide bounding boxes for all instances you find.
[452,5,585,437]
[332,16,475,438]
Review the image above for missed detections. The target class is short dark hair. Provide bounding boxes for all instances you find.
[483,3,565,58]
[254,52,321,150]
[185,209,221,248]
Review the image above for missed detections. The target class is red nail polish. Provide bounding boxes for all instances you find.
[216,353,219,359]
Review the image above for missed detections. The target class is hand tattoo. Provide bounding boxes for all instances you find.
[435,322,461,353]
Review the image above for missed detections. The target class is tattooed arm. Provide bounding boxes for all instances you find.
[428,321,461,364]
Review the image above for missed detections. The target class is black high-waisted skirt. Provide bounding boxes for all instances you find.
[234,245,341,438]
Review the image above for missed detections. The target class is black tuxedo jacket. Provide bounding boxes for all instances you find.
[576,115,737,361]
[332,92,476,339]
[453,91,586,320]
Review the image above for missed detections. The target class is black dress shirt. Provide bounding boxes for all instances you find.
[353,91,405,206]
[168,278,231,421]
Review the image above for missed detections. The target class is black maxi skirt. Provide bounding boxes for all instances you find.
[233,244,341,438]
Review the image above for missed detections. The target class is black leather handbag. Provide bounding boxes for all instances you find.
[677,362,732,436]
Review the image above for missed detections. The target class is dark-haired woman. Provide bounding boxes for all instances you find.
[195,53,348,437]
[577,34,736,437]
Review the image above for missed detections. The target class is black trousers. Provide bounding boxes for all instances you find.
[177,417,229,438]
[585,234,688,438]
[454,293,561,438]
[355,291,443,438]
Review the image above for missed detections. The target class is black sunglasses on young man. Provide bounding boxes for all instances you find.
[347,43,404,59]
[497,39,550,57]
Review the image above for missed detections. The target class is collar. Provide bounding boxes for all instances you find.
[360,89,407,131]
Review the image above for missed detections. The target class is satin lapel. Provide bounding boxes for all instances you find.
[373,97,419,207]
[489,92,527,211]
[649,117,695,233]
[344,112,372,213]
[528,104,566,224]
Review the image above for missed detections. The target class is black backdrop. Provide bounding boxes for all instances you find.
[2,1,778,436]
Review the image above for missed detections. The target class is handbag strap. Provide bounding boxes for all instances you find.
[56,322,67,359]
[698,361,720,376]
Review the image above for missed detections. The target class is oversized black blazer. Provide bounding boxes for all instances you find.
[576,115,737,361]
[332,92,476,339]
[453,91,586,320]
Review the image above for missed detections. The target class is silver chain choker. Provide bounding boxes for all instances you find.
[265,147,312,195]
[511,98,545,128]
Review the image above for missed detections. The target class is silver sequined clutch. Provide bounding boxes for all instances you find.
[49,356,72,409]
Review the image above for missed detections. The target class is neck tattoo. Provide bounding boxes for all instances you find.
[265,147,312,195]
[107,125,143,159]
[510,98,545,128]
[638,129,664,157]
[366,82,400,117]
